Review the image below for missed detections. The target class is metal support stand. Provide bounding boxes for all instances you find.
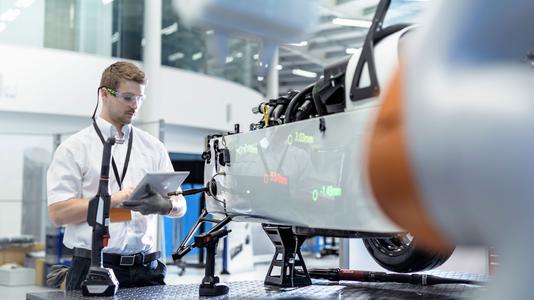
[173,210,232,297]
[198,233,229,297]
[262,224,312,287]
[176,193,206,275]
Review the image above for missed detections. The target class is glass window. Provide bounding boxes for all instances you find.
[0,0,264,92]
[0,0,144,60]
[161,0,266,94]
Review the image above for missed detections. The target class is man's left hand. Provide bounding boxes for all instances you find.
[122,184,172,215]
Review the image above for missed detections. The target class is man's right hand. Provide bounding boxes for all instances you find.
[111,186,135,208]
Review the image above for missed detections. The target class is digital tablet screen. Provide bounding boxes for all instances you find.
[129,171,190,200]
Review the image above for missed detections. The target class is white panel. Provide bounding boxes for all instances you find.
[0,134,53,201]
[0,112,87,202]
[0,201,22,237]
[205,107,400,233]
[164,124,214,154]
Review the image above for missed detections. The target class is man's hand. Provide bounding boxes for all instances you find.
[121,185,172,215]
[111,186,135,208]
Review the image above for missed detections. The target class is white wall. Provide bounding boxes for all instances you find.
[0,45,260,130]
[0,45,263,237]
[158,66,258,131]
[163,123,214,154]
[0,45,113,116]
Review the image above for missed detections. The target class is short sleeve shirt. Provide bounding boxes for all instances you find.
[47,117,175,254]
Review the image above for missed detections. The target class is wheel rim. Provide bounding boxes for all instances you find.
[368,233,413,257]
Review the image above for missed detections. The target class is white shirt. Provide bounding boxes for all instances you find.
[47,117,186,254]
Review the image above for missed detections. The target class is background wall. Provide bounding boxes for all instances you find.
[0,45,259,129]
[0,44,262,237]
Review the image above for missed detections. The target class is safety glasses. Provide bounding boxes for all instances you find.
[104,87,145,106]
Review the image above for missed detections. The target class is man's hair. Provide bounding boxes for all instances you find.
[100,61,146,90]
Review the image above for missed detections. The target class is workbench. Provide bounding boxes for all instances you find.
[27,271,485,300]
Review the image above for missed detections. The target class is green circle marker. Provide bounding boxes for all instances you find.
[312,189,318,202]
[287,134,293,145]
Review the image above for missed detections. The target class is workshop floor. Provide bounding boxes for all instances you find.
[0,253,338,299]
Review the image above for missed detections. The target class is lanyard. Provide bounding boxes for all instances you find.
[92,121,133,191]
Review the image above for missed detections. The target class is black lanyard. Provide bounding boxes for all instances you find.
[92,121,133,191]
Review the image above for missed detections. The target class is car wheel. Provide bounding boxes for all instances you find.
[363,234,453,273]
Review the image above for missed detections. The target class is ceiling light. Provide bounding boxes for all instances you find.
[253,54,259,60]
[192,52,203,61]
[225,56,234,63]
[257,76,264,81]
[276,64,283,70]
[345,48,359,54]
[102,0,113,5]
[169,52,184,61]
[292,69,317,78]
[205,30,214,35]
[235,52,243,58]
[161,23,178,36]
[0,9,20,22]
[287,41,308,47]
[332,18,372,28]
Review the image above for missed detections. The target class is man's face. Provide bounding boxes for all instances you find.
[103,80,145,126]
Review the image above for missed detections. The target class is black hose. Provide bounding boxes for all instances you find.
[284,83,315,123]
[295,99,315,121]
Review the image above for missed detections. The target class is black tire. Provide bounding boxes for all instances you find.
[363,234,454,273]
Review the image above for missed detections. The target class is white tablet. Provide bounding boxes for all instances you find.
[129,171,190,200]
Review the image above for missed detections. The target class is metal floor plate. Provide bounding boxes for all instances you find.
[27,271,485,300]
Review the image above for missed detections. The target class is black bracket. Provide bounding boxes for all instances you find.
[213,139,231,170]
[319,118,326,132]
[349,0,391,102]
[262,224,312,287]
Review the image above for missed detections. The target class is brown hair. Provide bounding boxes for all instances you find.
[100,61,146,90]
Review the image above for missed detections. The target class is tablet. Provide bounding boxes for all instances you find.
[129,171,190,200]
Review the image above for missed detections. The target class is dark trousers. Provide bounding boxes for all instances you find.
[66,255,167,290]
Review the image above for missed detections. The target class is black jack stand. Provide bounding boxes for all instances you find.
[262,224,312,287]
[197,230,230,296]
[173,210,232,297]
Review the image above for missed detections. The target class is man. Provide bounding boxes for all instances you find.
[47,61,186,290]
